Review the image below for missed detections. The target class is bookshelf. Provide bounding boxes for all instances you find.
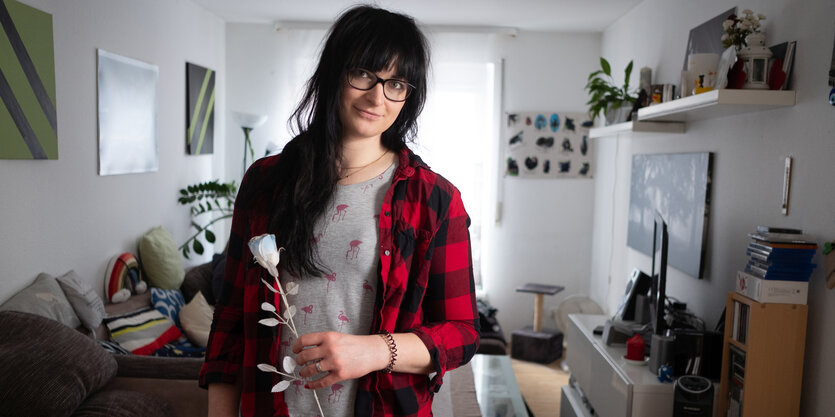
[718,292,808,417]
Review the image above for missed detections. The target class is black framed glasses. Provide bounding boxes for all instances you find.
[346,68,415,102]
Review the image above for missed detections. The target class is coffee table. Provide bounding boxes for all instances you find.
[471,354,528,416]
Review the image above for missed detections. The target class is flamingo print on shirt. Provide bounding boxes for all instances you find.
[345,240,362,260]
[301,304,313,324]
[362,280,373,294]
[337,310,349,331]
[331,204,349,222]
[324,273,336,292]
[329,383,344,403]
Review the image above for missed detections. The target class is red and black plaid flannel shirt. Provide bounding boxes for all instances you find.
[199,147,480,416]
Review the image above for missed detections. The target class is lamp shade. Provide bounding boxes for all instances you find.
[232,111,268,129]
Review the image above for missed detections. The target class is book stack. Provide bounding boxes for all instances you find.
[736,226,818,304]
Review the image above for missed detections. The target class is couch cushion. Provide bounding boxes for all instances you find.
[179,291,214,347]
[57,270,106,332]
[104,308,183,355]
[0,311,117,417]
[0,273,81,329]
[138,226,185,290]
[73,390,174,417]
[150,287,185,328]
[180,261,214,305]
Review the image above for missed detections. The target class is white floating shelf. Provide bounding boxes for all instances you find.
[637,89,796,122]
[589,120,685,138]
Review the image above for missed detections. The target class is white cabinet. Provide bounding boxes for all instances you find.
[562,314,674,417]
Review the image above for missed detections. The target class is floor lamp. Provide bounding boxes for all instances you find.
[232,111,268,177]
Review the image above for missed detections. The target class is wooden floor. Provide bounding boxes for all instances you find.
[510,355,570,416]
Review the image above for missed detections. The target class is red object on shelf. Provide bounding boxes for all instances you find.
[769,58,787,90]
[625,334,646,361]
[727,60,747,89]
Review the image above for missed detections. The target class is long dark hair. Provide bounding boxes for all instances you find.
[268,5,430,277]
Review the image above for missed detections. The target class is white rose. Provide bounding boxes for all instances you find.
[723,20,734,30]
[742,9,753,15]
[249,234,281,277]
[758,14,766,20]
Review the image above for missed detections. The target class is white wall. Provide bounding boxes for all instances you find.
[0,0,226,302]
[592,0,835,415]
[484,32,601,335]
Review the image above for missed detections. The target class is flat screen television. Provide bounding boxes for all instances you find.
[650,211,669,336]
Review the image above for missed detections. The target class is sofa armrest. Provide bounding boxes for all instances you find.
[114,355,203,380]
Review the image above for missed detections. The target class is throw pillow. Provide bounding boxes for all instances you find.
[104,308,182,355]
[138,226,185,290]
[180,261,214,304]
[0,311,117,416]
[57,270,106,332]
[0,273,81,329]
[178,291,214,347]
[150,287,185,328]
[104,252,147,303]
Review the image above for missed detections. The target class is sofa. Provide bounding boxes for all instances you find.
[0,251,219,417]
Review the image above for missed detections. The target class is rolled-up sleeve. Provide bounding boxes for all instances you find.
[411,188,479,392]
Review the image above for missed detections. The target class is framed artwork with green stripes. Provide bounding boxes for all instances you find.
[0,0,57,160]
[97,49,158,175]
[186,62,215,155]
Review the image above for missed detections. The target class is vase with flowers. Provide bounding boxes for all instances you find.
[721,9,768,89]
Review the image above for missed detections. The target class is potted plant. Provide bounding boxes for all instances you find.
[584,57,638,125]
[177,179,237,258]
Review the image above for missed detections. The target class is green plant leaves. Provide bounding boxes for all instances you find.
[600,57,611,76]
[584,57,638,121]
[178,179,237,258]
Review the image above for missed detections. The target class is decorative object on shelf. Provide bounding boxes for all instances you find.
[177,179,237,258]
[721,9,766,50]
[0,0,57,160]
[185,62,216,155]
[727,59,747,89]
[681,7,736,97]
[97,49,159,175]
[714,46,737,90]
[232,111,268,177]
[584,58,637,125]
[738,31,773,89]
[768,41,796,90]
[503,112,593,178]
[686,53,719,95]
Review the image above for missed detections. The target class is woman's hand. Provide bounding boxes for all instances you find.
[292,332,389,390]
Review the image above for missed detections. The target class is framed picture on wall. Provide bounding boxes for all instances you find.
[503,112,594,179]
[0,0,57,160]
[627,152,713,279]
[97,49,159,175]
[185,62,216,155]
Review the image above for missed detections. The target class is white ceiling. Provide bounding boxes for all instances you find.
[191,0,643,32]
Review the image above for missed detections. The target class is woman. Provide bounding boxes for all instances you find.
[200,5,479,417]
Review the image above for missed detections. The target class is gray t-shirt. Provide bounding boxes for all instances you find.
[279,162,396,417]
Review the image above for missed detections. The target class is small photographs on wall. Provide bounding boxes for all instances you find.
[504,112,593,179]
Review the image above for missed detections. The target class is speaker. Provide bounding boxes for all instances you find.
[649,333,675,375]
[674,375,714,417]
